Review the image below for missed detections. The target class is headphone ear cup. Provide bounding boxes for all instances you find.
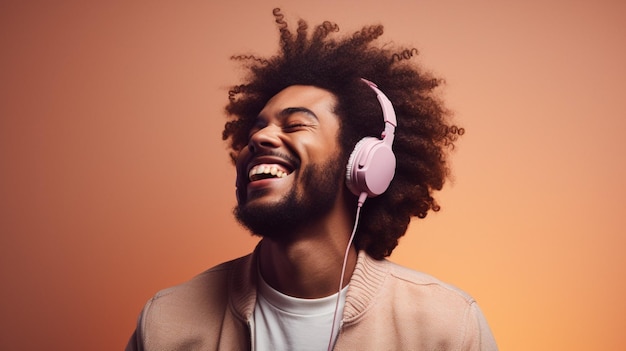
[346,138,370,195]
[346,137,396,197]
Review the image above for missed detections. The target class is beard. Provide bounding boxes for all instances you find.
[234,155,345,243]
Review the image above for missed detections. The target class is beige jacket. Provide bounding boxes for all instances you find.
[126,248,498,350]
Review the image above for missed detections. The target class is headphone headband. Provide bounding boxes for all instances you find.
[360,78,396,145]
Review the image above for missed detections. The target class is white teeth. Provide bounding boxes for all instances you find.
[248,164,290,181]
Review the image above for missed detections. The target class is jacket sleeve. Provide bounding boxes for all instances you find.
[125,329,143,351]
[125,306,147,351]
[470,302,498,351]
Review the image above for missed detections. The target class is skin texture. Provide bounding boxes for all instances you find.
[235,85,356,298]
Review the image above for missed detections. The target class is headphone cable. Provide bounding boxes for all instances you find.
[326,192,367,350]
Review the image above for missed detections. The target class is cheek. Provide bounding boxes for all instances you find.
[235,149,251,185]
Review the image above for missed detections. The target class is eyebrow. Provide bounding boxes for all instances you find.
[278,107,319,121]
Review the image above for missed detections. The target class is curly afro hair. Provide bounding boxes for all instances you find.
[223,8,464,259]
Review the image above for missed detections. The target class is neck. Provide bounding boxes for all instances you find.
[258,208,358,298]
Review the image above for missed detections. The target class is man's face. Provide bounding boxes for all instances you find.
[234,85,346,241]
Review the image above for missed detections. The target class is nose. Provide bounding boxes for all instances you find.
[248,124,281,154]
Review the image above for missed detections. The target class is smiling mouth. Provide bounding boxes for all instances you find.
[248,164,292,182]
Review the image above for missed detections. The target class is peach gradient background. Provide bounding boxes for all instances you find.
[1,1,625,350]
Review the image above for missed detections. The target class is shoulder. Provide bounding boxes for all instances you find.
[384,260,498,349]
[349,252,475,313]
[343,253,498,350]
[149,254,247,306]
[385,258,475,304]
[348,252,476,327]
[134,254,255,349]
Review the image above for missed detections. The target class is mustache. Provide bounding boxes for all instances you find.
[249,150,301,170]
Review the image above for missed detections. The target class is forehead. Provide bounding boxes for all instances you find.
[259,85,337,117]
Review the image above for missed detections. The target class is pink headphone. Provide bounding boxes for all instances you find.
[345,78,397,202]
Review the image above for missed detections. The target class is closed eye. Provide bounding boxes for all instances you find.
[280,107,318,132]
[283,123,310,132]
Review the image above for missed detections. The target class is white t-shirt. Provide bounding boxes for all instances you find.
[253,273,348,351]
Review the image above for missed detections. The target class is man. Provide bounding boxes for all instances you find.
[127,8,497,351]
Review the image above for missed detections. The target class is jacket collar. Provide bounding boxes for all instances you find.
[343,251,388,322]
[228,244,390,323]
[228,245,259,322]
